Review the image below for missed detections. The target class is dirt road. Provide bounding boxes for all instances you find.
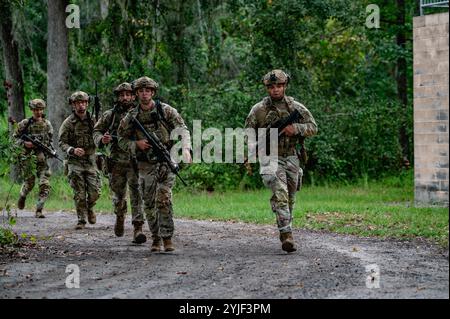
[0,211,448,299]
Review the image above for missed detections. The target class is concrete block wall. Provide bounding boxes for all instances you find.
[413,12,449,206]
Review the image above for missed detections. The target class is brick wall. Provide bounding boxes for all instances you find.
[413,12,449,206]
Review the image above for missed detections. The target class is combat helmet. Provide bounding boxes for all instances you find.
[114,82,133,95]
[28,99,46,110]
[132,76,159,91]
[262,69,290,86]
[69,91,90,104]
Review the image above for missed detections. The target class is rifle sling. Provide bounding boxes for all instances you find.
[22,117,34,136]
[155,99,172,132]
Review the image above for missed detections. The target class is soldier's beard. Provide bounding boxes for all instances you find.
[119,100,134,110]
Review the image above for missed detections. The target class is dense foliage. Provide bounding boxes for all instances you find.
[1,0,438,190]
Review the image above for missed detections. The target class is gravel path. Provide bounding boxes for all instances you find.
[0,211,448,299]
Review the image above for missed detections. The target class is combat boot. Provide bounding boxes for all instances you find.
[75,221,86,230]
[35,208,45,218]
[114,215,125,237]
[150,236,161,252]
[163,237,174,252]
[280,232,297,253]
[132,224,147,244]
[17,196,26,210]
[87,209,96,224]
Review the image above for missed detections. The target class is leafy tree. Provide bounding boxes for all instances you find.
[0,0,420,189]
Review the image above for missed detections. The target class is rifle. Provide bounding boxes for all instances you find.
[100,103,118,150]
[93,81,101,122]
[21,134,63,162]
[131,115,187,186]
[274,109,308,164]
[99,104,119,173]
[270,109,302,136]
[245,109,302,165]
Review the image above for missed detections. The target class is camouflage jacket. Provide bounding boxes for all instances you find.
[13,117,54,162]
[58,112,96,165]
[117,101,191,163]
[93,104,132,163]
[245,96,317,157]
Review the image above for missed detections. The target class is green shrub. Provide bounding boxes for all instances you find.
[0,227,18,246]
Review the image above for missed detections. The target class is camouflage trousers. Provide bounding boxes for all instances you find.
[138,161,176,239]
[260,156,303,233]
[67,163,101,224]
[108,161,143,225]
[20,159,51,211]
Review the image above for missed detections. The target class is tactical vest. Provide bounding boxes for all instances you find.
[261,97,301,157]
[23,118,52,146]
[68,113,96,156]
[21,117,52,161]
[134,105,172,162]
[104,108,129,160]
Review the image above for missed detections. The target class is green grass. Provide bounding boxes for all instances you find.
[1,171,448,247]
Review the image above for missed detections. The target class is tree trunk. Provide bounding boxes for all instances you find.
[100,0,109,19]
[0,0,25,132]
[175,2,187,85]
[47,0,69,172]
[150,0,161,68]
[165,0,189,85]
[0,0,25,181]
[396,0,409,168]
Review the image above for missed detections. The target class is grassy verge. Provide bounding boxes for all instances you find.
[1,171,448,247]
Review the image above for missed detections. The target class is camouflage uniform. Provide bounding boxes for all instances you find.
[58,91,101,228]
[117,76,191,252]
[93,82,144,241]
[245,70,317,252]
[14,99,54,218]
